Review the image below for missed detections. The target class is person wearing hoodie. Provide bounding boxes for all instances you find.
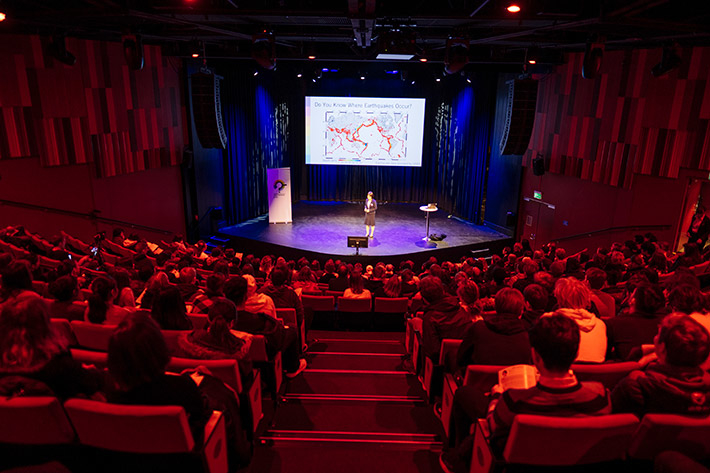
[612,314,710,417]
[548,277,607,363]
[420,276,470,361]
[455,288,532,369]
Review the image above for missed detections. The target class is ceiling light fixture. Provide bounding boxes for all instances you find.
[506,4,521,13]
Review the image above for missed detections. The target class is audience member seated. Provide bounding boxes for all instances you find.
[420,277,471,362]
[585,267,616,319]
[400,269,418,297]
[110,268,136,308]
[151,286,193,330]
[85,276,131,325]
[441,314,611,473]
[291,266,320,295]
[47,275,86,321]
[521,284,548,330]
[342,271,371,300]
[606,282,667,361]
[136,272,170,310]
[456,288,532,370]
[511,261,537,293]
[365,264,386,294]
[107,313,210,444]
[0,260,38,308]
[176,298,253,379]
[327,264,350,292]
[190,273,226,314]
[374,275,403,298]
[550,277,607,363]
[258,267,307,334]
[242,274,277,318]
[225,276,307,378]
[176,266,200,302]
[318,260,337,285]
[0,297,102,400]
[667,284,704,315]
[612,313,710,417]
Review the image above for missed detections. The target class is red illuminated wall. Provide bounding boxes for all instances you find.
[525,47,710,188]
[0,35,184,178]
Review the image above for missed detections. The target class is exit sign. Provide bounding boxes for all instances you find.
[533,190,542,200]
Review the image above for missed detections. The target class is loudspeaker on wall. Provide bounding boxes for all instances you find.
[499,79,538,156]
[191,72,228,149]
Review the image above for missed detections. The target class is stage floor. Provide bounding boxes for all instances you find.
[218,201,509,258]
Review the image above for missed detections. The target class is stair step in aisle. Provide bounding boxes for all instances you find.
[248,330,444,473]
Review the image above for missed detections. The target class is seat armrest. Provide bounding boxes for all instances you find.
[471,419,495,473]
[203,410,228,473]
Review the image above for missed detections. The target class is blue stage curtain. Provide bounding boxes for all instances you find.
[220,67,495,225]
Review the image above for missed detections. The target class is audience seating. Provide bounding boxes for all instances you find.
[441,365,501,441]
[70,321,116,351]
[572,361,641,390]
[0,396,75,445]
[627,413,710,461]
[324,290,344,298]
[166,357,263,433]
[421,339,462,403]
[471,414,640,472]
[275,307,306,351]
[50,318,77,346]
[70,348,108,368]
[63,400,228,473]
[373,297,409,330]
[336,297,373,329]
[248,335,283,398]
[161,330,186,354]
[302,294,335,329]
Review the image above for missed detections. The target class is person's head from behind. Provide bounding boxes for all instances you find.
[348,271,365,294]
[655,314,710,368]
[585,267,608,291]
[146,272,170,293]
[457,280,479,307]
[336,264,349,278]
[383,275,401,298]
[87,276,117,324]
[1,260,33,295]
[523,284,548,312]
[529,313,580,374]
[180,266,197,285]
[108,313,170,391]
[522,261,538,278]
[223,276,248,306]
[204,298,243,354]
[549,261,565,279]
[151,286,187,329]
[48,275,78,302]
[296,265,315,283]
[554,277,591,310]
[205,273,226,297]
[668,284,702,315]
[495,288,525,317]
[0,297,66,371]
[419,276,445,304]
[270,267,288,287]
[632,283,665,316]
[491,267,507,285]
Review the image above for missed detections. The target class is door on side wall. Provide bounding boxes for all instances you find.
[520,197,556,250]
[676,179,710,252]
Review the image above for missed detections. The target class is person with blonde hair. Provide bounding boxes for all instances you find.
[548,277,607,362]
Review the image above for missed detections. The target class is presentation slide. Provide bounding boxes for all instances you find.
[305,96,426,167]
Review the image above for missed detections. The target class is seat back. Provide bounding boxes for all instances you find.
[503,414,639,466]
[188,313,209,330]
[247,335,269,362]
[161,330,188,353]
[325,290,344,298]
[70,348,109,368]
[167,357,242,393]
[374,297,409,313]
[32,280,49,297]
[302,295,335,312]
[70,320,116,351]
[572,362,640,390]
[337,297,372,312]
[50,318,77,346]
[275,308,297,326]
[64,399,195,453]
[627,414,710,461]
[463,365,504,395]
[0,396,75,445]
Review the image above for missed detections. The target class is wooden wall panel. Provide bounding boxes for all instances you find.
[525,46,710,188]
[0,34,184,177]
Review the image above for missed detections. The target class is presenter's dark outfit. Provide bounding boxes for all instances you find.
[364,199,377,226]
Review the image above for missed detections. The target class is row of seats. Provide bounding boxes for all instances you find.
[0,395,227,473]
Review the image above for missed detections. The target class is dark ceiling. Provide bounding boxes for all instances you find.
[2,0,710,71]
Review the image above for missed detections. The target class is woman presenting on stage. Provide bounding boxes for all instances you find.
[364,191,377,239]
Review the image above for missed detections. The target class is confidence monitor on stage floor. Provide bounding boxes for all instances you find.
[347,236,369,249]
[305,96,426,167]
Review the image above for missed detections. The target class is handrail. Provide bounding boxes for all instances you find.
[550,224,672,244]
[0,199,173,235]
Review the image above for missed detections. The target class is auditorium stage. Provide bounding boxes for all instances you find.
[215,202,511,265]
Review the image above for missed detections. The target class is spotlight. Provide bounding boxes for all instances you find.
[297,72,303,78]
[506,4,521,13]
[411,80,416,85]
[528,59,536,64]
[312,78,316,83]
[651,45,681,77]
[435,77,441,82]
[122,34,144,71]
[360,75,366,80]
[0,11,5,22]
[188,40,202,58]
[253,71,259,76]
[308,55,316,60]
[252,32,275,70]
[466,77,472,84]
[47,35,76,66]
[419,57,428,63]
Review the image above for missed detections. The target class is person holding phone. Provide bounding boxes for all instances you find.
[364,191,377,239]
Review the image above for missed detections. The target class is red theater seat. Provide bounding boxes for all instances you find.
[0,396,75,445]
[627,413,710,461]
[70,320,116,351]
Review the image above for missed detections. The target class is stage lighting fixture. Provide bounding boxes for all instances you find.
[506,4,521,13]
[651,45,681,77]
[360,75,366,80]
[297,72,303,78]
[252,32,275,70]
[0,11,5,22]
[466,77,472,84]
[122,34,144,71]
[308,55,316,60]
[376,29,417,60]
[253,71,259,76]
[188,40,202,58]
[47,35,76,66]
[322,67,329,72]
[419,57,428,63]
[582,42,603,79]
[444,37,469,75]
[435,77,441,82]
